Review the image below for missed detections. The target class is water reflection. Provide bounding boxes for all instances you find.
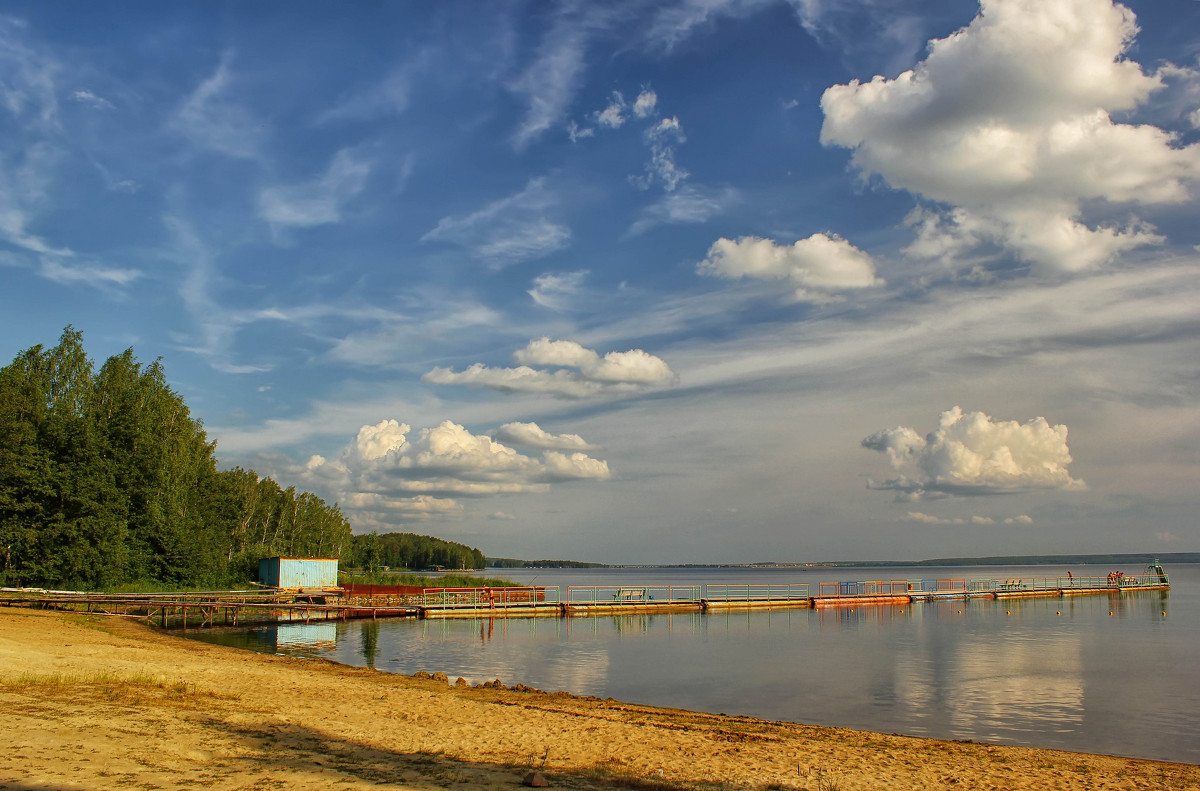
[276,622,337,651]
[185,571,1198,763]
[359,620,380,668]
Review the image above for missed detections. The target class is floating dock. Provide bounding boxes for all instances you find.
[1,566,1170,627]
[415,571,1168,618]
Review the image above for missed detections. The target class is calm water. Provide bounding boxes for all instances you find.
[190,563,1200,764]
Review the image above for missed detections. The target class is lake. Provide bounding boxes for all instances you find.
[189,563,1200,764]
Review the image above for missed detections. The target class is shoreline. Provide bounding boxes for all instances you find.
[2,608,1196,790]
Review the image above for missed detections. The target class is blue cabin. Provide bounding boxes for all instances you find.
[258,557,339,590]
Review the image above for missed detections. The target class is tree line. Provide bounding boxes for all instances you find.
[0,328,353,590]
[347,531,486,573]
[485,557,607,568]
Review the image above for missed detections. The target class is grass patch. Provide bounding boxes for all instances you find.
[2,670,230,704]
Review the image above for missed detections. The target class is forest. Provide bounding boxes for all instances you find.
[0,328,354,590]
[346,532,486,572]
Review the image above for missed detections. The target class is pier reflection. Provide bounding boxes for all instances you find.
[185,574,1192,763]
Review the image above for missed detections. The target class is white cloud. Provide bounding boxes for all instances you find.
[0,32,72,258]
[863,406,1085,498]
[529,270,588,311]
[494,421,594,451]
[0,19,59,129]
[906,512,964,524]
[907,511,1031,525]
[567,120,595,142]
[317,54,427,124]
[170,53,263,159]
[644,0,774,52]
[633,89,658,118]
[424,337,676,399]
[303,418,609,529]
[258,149,372,233]
[597,91,626,128]
[38,257,142,292]
[627,185,738,235]
[69,89,114,110]
[820,0,1200,272]
[343,492,464,519]
[508,11,591,148]
[698,234,883,301]
[421,178,571,268]
[631,115,689,192]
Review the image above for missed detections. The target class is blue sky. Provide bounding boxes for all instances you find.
[3,0,1199,563]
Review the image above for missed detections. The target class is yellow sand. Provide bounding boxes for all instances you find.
[1,607,1196,790]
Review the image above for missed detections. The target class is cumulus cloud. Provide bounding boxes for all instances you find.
[303,418,610,529]
[423,337,676,399]
[698,234,883,301]
[494,421,594,451]
[863,406,1085,498]
[820,0,1200,272]
[421,178,570,268]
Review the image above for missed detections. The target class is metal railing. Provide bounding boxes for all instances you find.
[565,585,702,605]
[818,580,911,597]
[703,583,809,602]
[420,586,559,608]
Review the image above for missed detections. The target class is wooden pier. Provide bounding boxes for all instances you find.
[1,567,1170,628]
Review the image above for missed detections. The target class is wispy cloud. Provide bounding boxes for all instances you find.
[643,0,775,53]
[0,24,71,257]
[627,184,738,235]
[529,270,588,311]
[38,257,141,293]
[169,53,264,159]
[507,7,594,148]
[421,178,571,268]
[258,148,373,235]
[69,88,114,111]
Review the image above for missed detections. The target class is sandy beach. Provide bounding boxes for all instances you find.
[1,608,1196,791]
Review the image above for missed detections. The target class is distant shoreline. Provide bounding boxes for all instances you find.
[490,551,1199,570]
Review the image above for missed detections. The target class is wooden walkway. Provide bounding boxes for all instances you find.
[2,569,1170,627]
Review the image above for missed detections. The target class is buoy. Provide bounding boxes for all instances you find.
[1056,611,1060,615]
[1109,611,1113,615]
[1006,611,1010,615]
